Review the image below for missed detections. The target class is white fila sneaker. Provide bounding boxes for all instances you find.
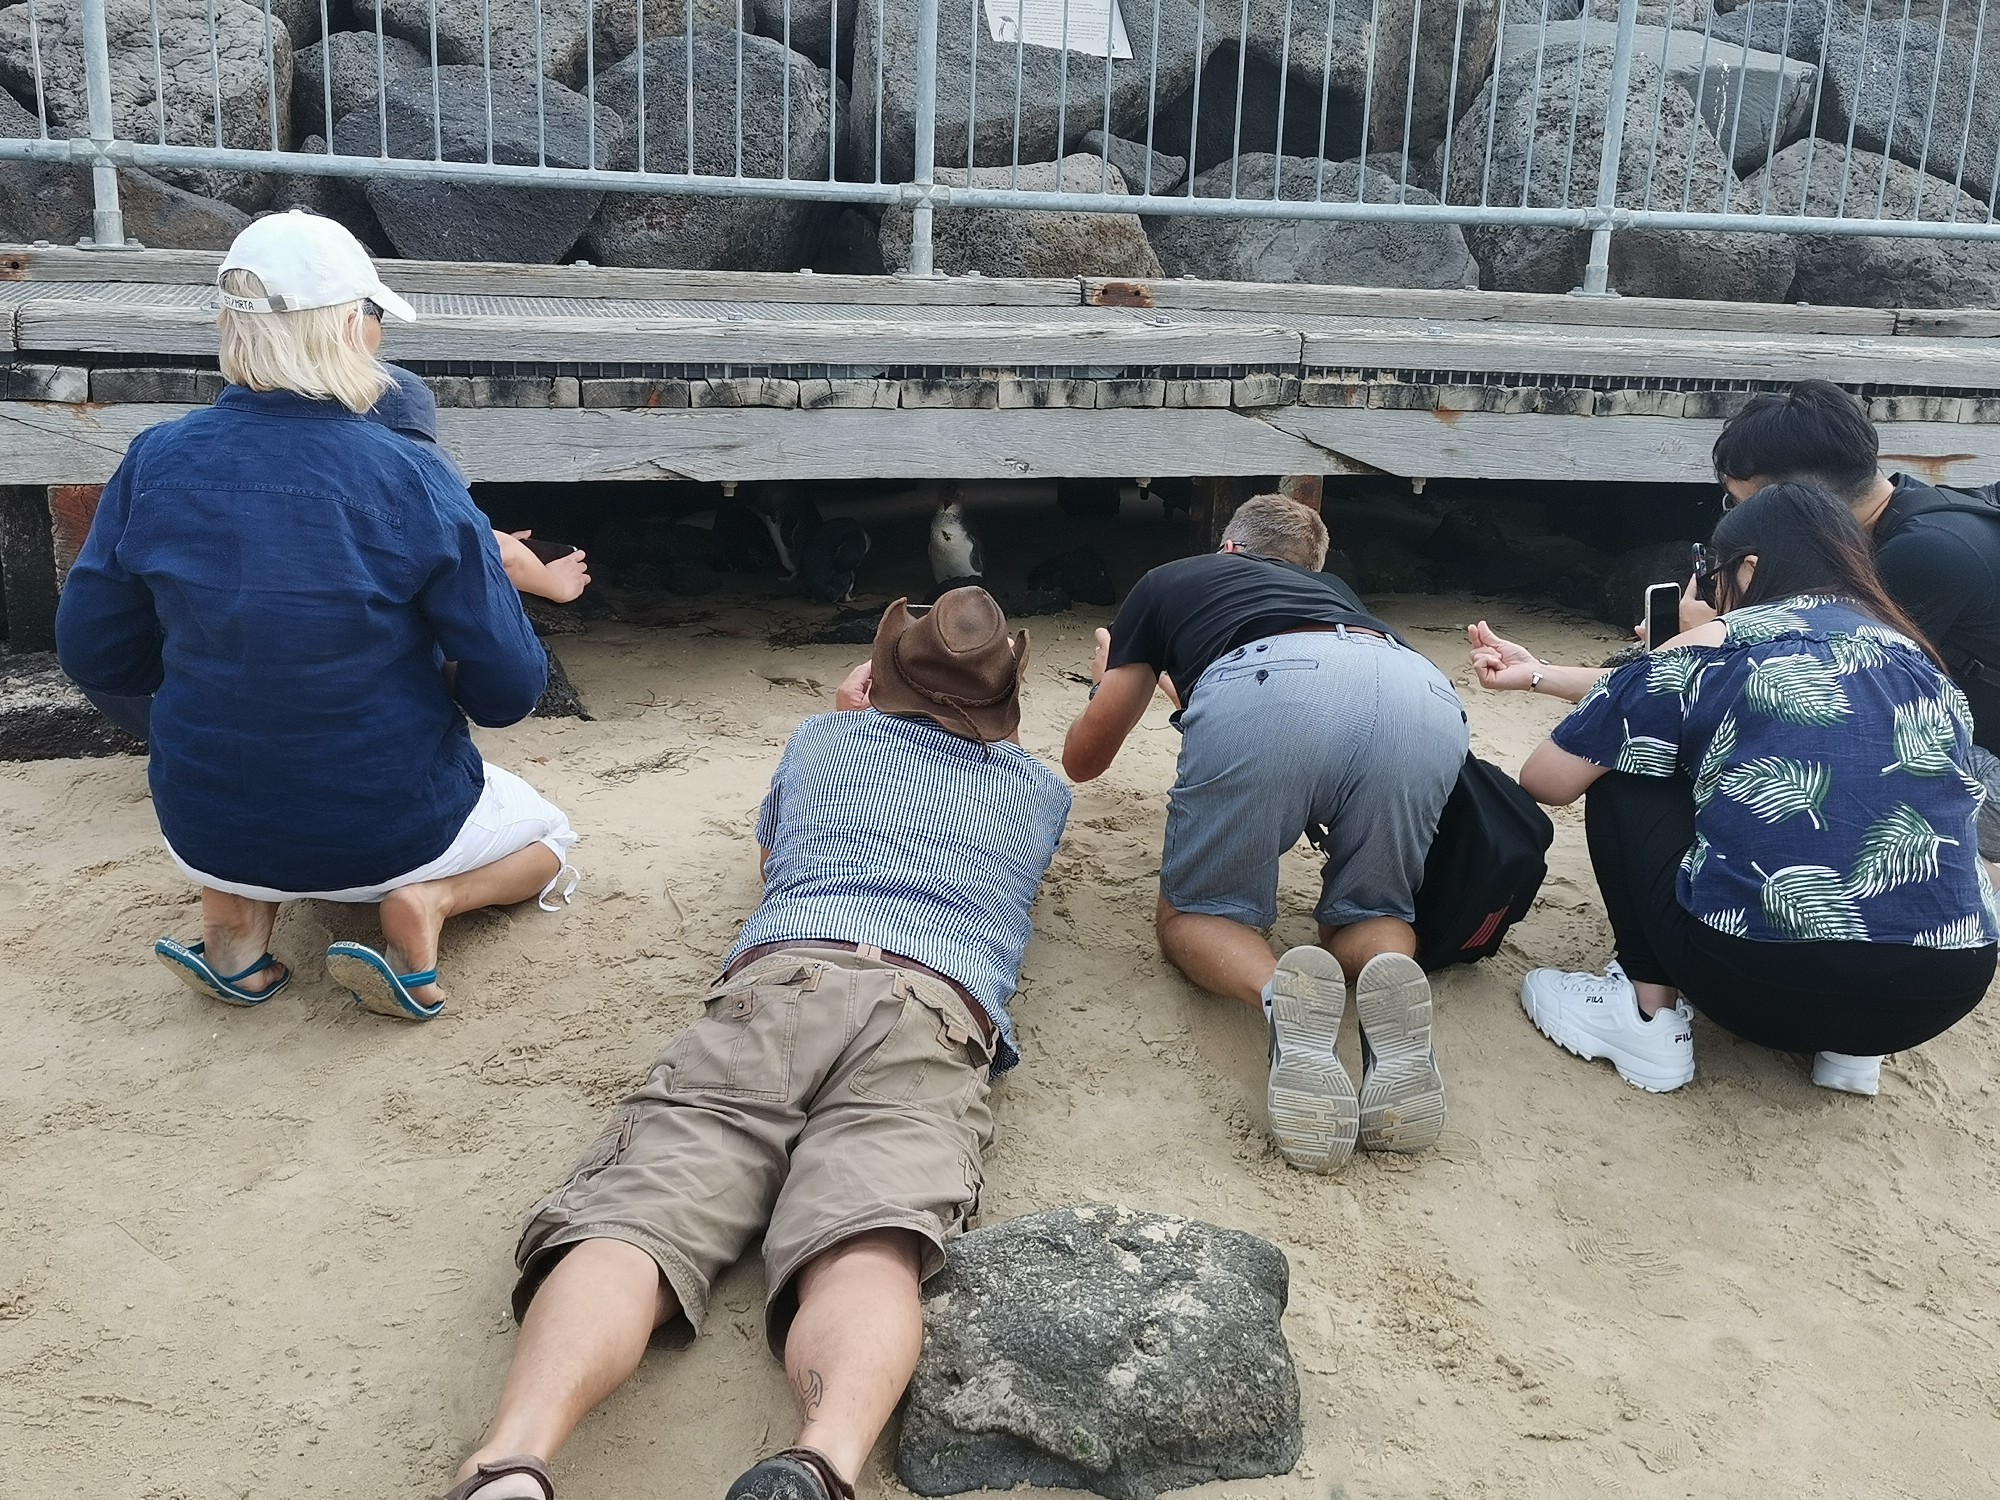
[1812,1051,1883,1095]
[1264,946,1360,1173]
[1520,962,1695,1093]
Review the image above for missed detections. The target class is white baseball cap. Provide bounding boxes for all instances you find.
[217,210,416,321]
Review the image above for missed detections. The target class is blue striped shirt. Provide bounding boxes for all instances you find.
[729,710,1073,1073]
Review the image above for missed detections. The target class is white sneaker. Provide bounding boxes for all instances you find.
[1354,952,1446,1153]
[1264,947,1359,1173]
[1812,1051,1883,1095]
[1520,962,1695,1093]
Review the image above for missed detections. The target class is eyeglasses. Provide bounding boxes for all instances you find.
[362,298,384,321]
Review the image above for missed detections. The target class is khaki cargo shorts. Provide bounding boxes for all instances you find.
[512,946,996,1349]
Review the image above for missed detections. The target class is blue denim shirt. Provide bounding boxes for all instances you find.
[56,386,546,892]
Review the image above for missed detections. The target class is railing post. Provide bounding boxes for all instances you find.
[77,0,134,249]
[906,0,940,277]
[1576,0,1640,297]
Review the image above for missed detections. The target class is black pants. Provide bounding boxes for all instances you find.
[1583,773,1995,1055]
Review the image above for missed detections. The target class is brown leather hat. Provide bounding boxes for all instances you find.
[869,587,1028,743]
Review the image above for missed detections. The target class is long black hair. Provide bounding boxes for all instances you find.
[1709,481,1945,669]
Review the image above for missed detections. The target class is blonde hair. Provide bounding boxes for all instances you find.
[216,269,391,414]
[1221,494,1331,570]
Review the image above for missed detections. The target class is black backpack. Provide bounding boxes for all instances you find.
[1410,755,1556,972]
[1877,475,2000,687]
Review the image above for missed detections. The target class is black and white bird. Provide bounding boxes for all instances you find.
[927,498,984,592]
[800,517,871,603]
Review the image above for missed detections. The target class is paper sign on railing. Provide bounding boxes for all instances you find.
[981,0,1134,60]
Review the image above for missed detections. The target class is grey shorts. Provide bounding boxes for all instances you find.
[1966,743,2000,861]
[1160,628,1469,930]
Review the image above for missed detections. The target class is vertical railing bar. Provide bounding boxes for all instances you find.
[376,0,390,157]
[1183,0,1205,197]
[1579,0,1640,294]
[1557,0,1591,209]
[1098,0,1116,194]
[1055,0,1071,184]
[1227,0,1250,198]
[585,0,598,171]
[1397,0,1424,202]
[1836,0,1879,219]
[967,0,980,174]
[261,0,278,152]
[1270,0,1294,201]
[1676,4,1719,213]
[1757,0,1800,213]
[1143,0,1164,193]
[1638,7,1674,210]
[24,0,52,138]
[78,0,126,246]
[1872,0,1916,219]
[1312,10,1335,200]
[1795,0,1839,210]
[1009,6,1025,185]
[909,0,939,273]
[1518,0,1553,208]
[685,0,696,175]
[780,0,791,180]
[635,0,645,174]
[207,0,224,146]
[150,0,169,142]
[481,0,495,164]
[733,8,743,179]
[1436,0,1472,209]
[531,0,547,166]
[1356,0,1382,202]
[1719,0,1757,210]
[1949,0,1989,217]
[874,0,886,182]
[1476,0,1512,206]
[825,0,836,182]
[1910,0,1950,196]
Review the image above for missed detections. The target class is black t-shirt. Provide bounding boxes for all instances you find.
[1876,474,2000,751]
[1106,550,1398,701]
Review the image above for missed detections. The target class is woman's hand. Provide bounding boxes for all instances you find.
[1468,620,1540,692]
[1679,575,1719,634]
[1091,627,1112,686]
[835,659,874,711]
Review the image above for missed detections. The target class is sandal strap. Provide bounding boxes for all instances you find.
[771,1448,855,1500]
[398,969,439,988]
[442,1455,554,1500]
[216,952,280,986]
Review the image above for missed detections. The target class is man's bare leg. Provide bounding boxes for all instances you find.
[783,1230,927,1487]
[455,1239,674,1494]
[378,843,560,1007]
[1316,915,1416,975]
[1320,915,1445,1153]
[1155,897,1275,1010]
[199,889,287,993]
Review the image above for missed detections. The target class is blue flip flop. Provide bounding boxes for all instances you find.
[324,941,445,1021]
[154,937,290,1007]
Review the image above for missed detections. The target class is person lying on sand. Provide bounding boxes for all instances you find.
[54,210,577,1022]
[1474,483,1996,1097]
[1061,494,1466,1173]
[445,588,1070,1500]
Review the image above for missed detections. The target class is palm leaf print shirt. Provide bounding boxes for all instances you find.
[1553,596,1999,949]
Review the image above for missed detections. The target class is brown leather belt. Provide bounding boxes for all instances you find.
[723,939,996,1049]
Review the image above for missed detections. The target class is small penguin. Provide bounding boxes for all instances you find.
[741,482,822,578]
[800,517,872,603]
[928,497,984,584]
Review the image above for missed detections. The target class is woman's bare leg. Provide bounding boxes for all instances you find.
[199,889,286,992]
[378,844,561,1006]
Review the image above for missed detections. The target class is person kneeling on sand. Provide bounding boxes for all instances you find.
[54,210,576,1022]
[1472,483,1997,1096]
[445,588,1070,1500]
[1061,495,1468,1173]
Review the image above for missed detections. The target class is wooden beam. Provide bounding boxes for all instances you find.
[1294,318,2000,388]
[0,401,1375,484]
[0,243,1085,306]
[15,300,1306,368]
[0,304,14,351]
[1083,276,1902,336]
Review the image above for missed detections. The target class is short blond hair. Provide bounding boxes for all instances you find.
[216,269,390,414]
[1220,494,1330,570]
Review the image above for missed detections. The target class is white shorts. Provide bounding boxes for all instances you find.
[169,762,579,906]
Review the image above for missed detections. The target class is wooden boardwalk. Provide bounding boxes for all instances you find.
[5,244,2000,489]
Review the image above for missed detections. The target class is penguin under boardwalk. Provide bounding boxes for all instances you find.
[928,497,984,584]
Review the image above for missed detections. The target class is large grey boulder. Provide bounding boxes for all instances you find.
[1438,48,1795,298]
[1371,0,1505,160]
[897,1205,1302,1500]
[1744,140,2000,307]
[332,65,621,261]
[848,0,1214,184]
[293,28,432,139]
[584,28,834,271]
[1819,17,2000,207]
[270,133,395,255]
[597,0,755,70]
[879,155,1162,276]
[0,92,251,247]
[1498,17,1818,175]
[349,0,749,88]
[1709,0,1849,64]
[0,0,292,209]
[1507,0,1583,18]
[1081,128,1186,196]
[1149,155,1479,288]
[751,0,848,70]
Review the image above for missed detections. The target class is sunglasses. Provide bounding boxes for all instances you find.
[362,298,384,321]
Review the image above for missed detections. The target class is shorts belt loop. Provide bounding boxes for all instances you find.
[802,965,823,992]
[857,943,884,962]
[1334,623,1350,640]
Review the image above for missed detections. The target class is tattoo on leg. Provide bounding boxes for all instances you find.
[797,1367,826,1419]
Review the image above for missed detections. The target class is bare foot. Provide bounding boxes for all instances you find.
[378,882,451,1009]
[200,891,287,994]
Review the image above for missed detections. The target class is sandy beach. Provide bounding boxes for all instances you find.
[4,500,1999,1499]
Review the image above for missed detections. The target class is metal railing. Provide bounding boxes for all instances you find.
[2,0,1998,292]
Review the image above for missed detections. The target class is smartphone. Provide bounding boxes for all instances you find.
[520,537,580,564]
[1645,582,1682,651]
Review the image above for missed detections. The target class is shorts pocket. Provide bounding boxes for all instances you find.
[660,979,803,1102]
[1207,656,1321,684]
[521,1103,640,1234]
[849,980,992,1118]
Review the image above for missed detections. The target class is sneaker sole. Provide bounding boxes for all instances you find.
[1519,979,1693,1093]
[1267,947,1359,1173]
[1354,952,1446,1153]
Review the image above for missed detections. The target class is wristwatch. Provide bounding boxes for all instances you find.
[1530,670,1545,692]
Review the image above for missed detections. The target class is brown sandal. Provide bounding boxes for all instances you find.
[722,1446,856,1500]
[441,1455,555,1500]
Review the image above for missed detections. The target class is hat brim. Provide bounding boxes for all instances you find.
[369,284,417,323]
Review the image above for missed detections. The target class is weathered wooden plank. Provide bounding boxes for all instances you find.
[1895,309,2000,338]
[1165,378,1232,408]
[1260,408,2000,483]
[1083,276,1902,335]
[1,244,1086,306]
[799,378,899,409]
[0,401,1373,483]
[0,363,89,402]
[998,377,1095,408]
[1296,318,2000,387]
[16,300,1306,367]
[0,304,15,350]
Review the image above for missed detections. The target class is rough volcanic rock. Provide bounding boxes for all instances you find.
[347,0,733,88]
[1709,0,1850,64]
[897,1205,1302,1500]
[332,65,621,262]
[532,645,589,718]
[1437,47,1796,299]
[880,155,1161,276]
[1497,16,1819,175]
[1370,0,1505,160]
[751,0,849,70]
[293,28,430,138]
[1818,17,2000,207]
[0,0,292,208]
[1081,127,1186,196]
[1744,140,2000,308]
[1149,155,1479,288]
[598,0,757,70]
[584,28,834,271]
[268,132,395,254]
[0,92,251,247]
[848,0,1214,184]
